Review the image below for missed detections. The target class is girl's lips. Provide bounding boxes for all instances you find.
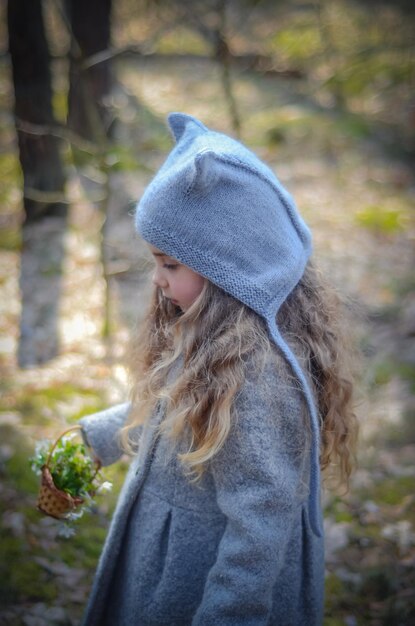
[163,293,179,306]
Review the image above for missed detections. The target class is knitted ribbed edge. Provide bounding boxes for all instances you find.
[138,219,307,315]
[265,316,323,538]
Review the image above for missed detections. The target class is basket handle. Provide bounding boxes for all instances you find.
[45,425,101,477]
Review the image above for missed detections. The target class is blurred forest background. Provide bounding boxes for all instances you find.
[0,0,414,624]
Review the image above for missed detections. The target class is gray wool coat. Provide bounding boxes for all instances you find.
[79,348,324,625]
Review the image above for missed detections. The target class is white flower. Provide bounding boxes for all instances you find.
[66,509,84,522]
[57,523,76,538]
[64,432,78,442]
[34,439,50,456]
[97,481,112,494]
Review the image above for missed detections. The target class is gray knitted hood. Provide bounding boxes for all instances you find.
[136,112,323,537]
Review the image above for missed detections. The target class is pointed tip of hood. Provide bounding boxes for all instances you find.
[167,112,208,142]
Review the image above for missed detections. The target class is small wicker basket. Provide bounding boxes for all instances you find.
[37,425,101,520]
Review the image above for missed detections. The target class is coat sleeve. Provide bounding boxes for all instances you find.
[78,402,133,466]
[192,356,310,626]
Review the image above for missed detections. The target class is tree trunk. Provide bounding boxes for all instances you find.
[66,0,113,142]
[7,0,66,221]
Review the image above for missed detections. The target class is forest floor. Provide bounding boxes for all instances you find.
[0,55,414,625]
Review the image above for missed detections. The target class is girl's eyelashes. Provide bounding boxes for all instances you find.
[150,252,180,270]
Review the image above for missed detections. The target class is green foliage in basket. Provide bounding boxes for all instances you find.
[30,434,107,499]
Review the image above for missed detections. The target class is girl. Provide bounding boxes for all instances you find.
[79,113,357,625]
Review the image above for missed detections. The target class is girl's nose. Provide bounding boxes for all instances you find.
[152,268,168,288]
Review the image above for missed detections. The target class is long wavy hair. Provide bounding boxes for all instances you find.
[121,261,358,488]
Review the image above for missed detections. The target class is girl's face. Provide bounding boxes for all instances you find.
[149,244,206,312]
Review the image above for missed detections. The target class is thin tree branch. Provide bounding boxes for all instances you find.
[23,185,107,204]
[16,118,99,154]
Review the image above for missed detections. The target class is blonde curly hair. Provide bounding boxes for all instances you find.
[121,261,358,488]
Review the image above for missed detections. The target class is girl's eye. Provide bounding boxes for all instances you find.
[163,263,178,270]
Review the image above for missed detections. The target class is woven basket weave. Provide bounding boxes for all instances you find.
[36,425,100,520]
